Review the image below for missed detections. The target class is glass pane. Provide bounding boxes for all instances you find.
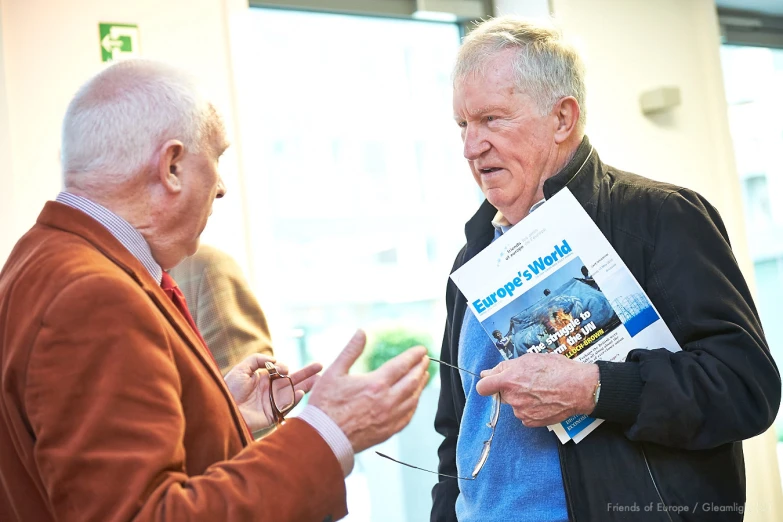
[272,377,296,414]
[720,44,783,475]
[232,8,481,521]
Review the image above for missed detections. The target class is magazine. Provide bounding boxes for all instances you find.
[450,188,681,443]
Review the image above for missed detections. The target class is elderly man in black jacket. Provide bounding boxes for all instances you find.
[431,15,780,522]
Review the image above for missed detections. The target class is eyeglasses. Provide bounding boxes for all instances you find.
[376,357,501,480]
[265,361,296,425]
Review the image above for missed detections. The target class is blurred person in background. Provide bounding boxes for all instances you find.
[170,244,274,375]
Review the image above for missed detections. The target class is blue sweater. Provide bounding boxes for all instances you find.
[454,306,569,521]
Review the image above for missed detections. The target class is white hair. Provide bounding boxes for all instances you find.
[454,16,587,131]
[61,59,219,184]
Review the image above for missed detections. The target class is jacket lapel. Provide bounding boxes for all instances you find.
[37,201,252,445]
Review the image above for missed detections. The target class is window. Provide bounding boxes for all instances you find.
[720,44,783,456]
[232,8,480,520]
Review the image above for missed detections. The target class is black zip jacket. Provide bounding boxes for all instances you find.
[431,137,781,522]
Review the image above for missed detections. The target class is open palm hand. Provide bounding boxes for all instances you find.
[224,353,322,432]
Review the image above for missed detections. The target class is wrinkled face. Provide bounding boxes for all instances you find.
[453,49,559,224]
[173,129,228,259]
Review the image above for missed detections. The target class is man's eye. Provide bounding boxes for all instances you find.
[487,116,495,122]
[457,121,467,128]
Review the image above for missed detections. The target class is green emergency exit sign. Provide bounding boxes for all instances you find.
[99,23,140,63]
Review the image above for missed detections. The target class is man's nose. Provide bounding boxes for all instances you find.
[463,125,490,160]
[216,177,227,199]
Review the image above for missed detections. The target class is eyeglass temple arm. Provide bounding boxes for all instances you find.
[427,357,481,378]
[375,452,475,481]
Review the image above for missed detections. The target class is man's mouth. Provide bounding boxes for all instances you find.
[479,167,502,174]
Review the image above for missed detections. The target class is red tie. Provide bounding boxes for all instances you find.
[160,271,220,370]
[161,271,254,440]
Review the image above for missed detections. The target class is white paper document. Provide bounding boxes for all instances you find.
[450,188,681,443]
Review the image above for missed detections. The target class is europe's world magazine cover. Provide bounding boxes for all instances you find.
[450,188,681,443]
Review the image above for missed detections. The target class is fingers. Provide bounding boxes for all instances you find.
[476,360,509,397]
[479,359,507,378]
[324,330,366,377]
[374,346,428,385]
[388,355,429,398]
[388,370,430,430]
[293,389,306,407]
[289,362,323,386]
[293,373,320,395]
[237,352,276,373]
[354,362,429,452]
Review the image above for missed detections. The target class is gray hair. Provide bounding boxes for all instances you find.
[454,16,586,131]
[61,59,219,185]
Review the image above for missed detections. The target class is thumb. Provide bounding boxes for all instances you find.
[325,329,366,376]
[236,353,276,374]
[475,373,502,397]
[475,361,506,397]
[479,360,507,379]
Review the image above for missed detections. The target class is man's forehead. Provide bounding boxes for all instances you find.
[463,104,510,117]
[454,81,530,118]
[214,132,230,155]
[214,123,229,147]
[206,104,230,152]
[453,86,518,117]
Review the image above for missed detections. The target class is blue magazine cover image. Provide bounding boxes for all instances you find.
[480,257,621,360]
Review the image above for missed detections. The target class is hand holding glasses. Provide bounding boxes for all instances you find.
[265,361,297,425]
[223,353,322,433]
[376,358,501,480]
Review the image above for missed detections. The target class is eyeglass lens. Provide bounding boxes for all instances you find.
[265,362,296,423]
[471,392,500,478]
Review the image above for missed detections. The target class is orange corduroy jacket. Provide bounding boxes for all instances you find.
[0,201,346,522]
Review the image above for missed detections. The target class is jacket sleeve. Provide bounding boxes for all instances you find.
[25,273,347,522]
[431,253,466,522]
[592,188,781,449]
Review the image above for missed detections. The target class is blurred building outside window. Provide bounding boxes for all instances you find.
[231,8,481,521]
[720,44,783,481]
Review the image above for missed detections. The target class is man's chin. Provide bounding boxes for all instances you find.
[484,192,530,224]
[188,238,201,257]
[484,188,510,209]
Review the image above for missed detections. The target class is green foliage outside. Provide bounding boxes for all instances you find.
[365,328,438,387]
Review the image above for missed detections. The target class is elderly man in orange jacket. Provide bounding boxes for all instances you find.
[0,59,429,522]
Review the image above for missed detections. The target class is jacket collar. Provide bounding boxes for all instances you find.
[38,201,154,287]
[36,201,253,445]
[544,135,604,216]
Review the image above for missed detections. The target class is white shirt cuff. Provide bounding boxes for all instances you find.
[297,404,355,477]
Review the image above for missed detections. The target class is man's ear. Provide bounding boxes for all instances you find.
[157,139,186,194]
[553,96,580,144]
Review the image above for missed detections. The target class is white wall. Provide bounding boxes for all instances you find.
[0,0,252,273]
[554,0,752,272]
[497,0,782,519]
